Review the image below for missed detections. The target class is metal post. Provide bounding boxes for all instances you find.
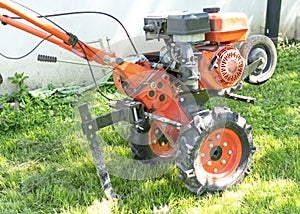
[265,0,282,47]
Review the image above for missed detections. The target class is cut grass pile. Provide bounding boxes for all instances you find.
[0,43,299,213]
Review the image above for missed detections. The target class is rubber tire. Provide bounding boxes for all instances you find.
[176,107,256,195]
[239,34,277,84]
[127,125,176,164]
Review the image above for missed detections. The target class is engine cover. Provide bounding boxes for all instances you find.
[199,45,245,90]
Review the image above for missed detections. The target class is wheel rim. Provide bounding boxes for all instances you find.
[198,128,242,181]
[248,45,272,81]
[249,47,268,72]
[148,122,176,157]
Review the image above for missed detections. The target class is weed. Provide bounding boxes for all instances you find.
[7,72,29,102]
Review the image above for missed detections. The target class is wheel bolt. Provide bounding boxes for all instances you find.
[154,129,160,135]
[201,153,205,158]
[152,140,157,144]
[223,142,228,147]
[221,160,226,165]
[213,168,218,173]
[209,143,214,148]
[216,134,221,139]
[228,150,233,155]
[207,161,212,166]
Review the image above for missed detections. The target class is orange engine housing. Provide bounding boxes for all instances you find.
[205,9,248,43]
[198,45,245,90]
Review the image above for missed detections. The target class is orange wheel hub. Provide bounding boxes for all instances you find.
[198,128,242,181]
[148,122,176,157]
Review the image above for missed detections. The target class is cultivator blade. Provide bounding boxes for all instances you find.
[78,103,119,200]
[78,99,187,199]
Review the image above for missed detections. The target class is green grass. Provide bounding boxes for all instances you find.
[0,43,299,213]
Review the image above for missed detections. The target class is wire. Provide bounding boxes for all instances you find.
[10,11,139,55]
[5,4,146,101]
[48,12,139,55]
[77,42,113,101]
[6,5,140,101]
[9,0,69,33]
[0,34,52,60]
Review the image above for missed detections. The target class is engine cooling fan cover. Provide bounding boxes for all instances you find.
[216,46,245,85]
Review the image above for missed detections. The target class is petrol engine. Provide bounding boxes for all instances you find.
[143,7,248,91]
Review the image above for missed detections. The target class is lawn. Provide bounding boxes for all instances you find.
[0,42,299,213]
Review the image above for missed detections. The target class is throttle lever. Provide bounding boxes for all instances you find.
[37,54,104,68]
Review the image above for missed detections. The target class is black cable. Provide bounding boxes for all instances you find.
[5,4,140,101]
[0,34,52,60]
[77,42,113,101]
[10,11,139,55]
[9,0,69,34]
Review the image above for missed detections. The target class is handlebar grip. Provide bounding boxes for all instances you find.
[37,54,57,63]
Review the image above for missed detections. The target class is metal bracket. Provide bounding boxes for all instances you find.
[221,58,262,104]
[78,103,119,200]
[225,93,255,104]
[145,112,182,129]
[78,99,146,200]
[241,58,263,82]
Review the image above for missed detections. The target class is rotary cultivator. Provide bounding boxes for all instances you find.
[0,0,277,199]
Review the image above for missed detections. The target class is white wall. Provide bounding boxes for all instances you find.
[0,0,299,94]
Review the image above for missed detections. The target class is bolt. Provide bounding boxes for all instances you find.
[150,82,156,88]
[152,140,157,144]
[201,153,205,158]
[228,150,233,155]
[216,134,221,139]
[221,160,226,165]
[209,143,214,148]
[154,129,160,135]
[140,56,146,63]
[179,97,185,102]
[207,161,212,166]
[161,142,166,146]
[223,142,228,147]
[88,125,93,130]
[213,168,218,173]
